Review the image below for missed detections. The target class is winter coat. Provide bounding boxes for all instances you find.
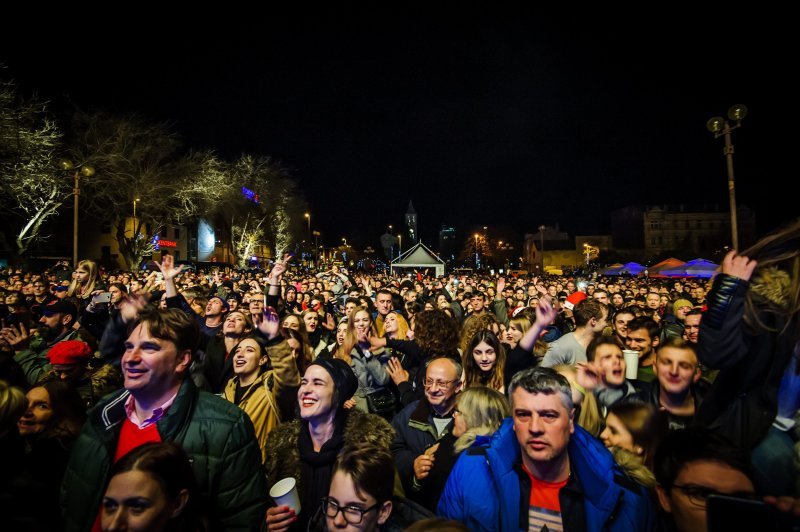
[696,270,798,449]
[264,408,394,492]
[391,399,454,493]
[223,339,300,463]
[437,418,654,532]
[60,377,267,532]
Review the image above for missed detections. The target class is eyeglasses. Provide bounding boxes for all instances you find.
[423,378,457,389]
[671,484,758,507]
[321,497,379,524]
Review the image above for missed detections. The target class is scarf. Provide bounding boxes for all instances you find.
[297,412,347,529]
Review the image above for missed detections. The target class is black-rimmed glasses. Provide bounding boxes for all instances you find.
[671,484,758,507]
[321,497,380,524]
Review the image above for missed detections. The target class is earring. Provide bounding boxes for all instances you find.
[634,446,644,455]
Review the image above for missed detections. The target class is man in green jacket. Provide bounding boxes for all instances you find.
[61,307,268,531]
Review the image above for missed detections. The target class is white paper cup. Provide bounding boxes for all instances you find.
[623,350,639,380]
[270,477,301,513]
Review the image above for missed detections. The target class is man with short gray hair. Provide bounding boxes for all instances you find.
[439,367,653,531]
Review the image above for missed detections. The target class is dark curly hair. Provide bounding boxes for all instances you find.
[413,310,459,358]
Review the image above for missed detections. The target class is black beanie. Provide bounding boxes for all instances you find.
[308,357,358,409]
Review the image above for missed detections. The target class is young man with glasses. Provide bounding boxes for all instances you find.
[654,428,757,532]
[391,357,463,496]
[320,442,433,531]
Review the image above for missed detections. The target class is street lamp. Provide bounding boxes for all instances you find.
[707,104,747,250]
[60,160,95,266]
[538,225,546,273]
[398,234,402,255]
[388,224,393,233]
[474,233,480,269]
[304,212,311,234]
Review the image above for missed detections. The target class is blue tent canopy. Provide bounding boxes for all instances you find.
[660,258,719,278]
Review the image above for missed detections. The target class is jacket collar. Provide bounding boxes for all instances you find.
[95,378,198,443]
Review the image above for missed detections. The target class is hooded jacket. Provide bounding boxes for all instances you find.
[437,418,654,531]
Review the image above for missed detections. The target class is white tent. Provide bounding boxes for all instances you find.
[390,242,446,277]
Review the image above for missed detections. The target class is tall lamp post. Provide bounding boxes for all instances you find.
[304,212,311,233]
[538,224,546,273]
[707,104,747,250]
[60,160,95,267]
[474,233,480,269]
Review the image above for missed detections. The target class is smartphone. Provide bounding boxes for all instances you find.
[92,292,112,304]
[707,494,799,531]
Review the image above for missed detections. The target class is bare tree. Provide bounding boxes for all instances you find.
[69,111,229,268]
[213,155,306,267]
[0,79,65,257]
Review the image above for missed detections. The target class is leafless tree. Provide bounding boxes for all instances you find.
[0,79,66,256]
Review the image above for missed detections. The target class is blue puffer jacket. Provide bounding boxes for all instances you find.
[438,419,653,531]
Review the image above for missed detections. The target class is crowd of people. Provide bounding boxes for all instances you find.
[1,218,800,531]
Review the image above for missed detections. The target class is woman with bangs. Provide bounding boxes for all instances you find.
[336,309,392,416]
[202,309,254,393]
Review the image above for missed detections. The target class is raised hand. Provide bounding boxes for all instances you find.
[257,306,280,340]
[721,250,758,281]
[155,254,185,282]
[0,323,30,351]
[496,277,506,294]
[120,293,149,324]
[386,356,409,385]
[534,296,557,326]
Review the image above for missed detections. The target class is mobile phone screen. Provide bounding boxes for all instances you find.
[707,494,799,531]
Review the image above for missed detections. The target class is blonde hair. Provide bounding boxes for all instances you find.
[68,259,99,299]
[453,386,510,453]
[385,311,410,341]
[337,309,378,365]
[0,380,27,434]
[553,364,603,438]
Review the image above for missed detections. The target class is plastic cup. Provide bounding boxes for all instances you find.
[270,477,301,513]
[623,350,639,380]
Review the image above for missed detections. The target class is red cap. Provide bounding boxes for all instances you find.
[47,340,92,365]
[563,291,587,310]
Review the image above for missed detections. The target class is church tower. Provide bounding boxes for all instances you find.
[406,201,418,244]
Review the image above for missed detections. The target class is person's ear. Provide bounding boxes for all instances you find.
[171,488,190,518]
[655,485,672,513]
[62,314,74,327]
[569,408,575,433]
[377,500,393,525]
[259,355,268,367]
[652,336,660,348]
[692,367,702,383]
[176,350,193,372]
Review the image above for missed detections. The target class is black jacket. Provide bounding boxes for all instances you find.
[695,272,797,449]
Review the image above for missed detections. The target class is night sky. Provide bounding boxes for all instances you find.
[2,9,796,250]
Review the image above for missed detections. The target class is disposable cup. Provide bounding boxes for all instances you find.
[270,477,301,513]
[623,350,639,380]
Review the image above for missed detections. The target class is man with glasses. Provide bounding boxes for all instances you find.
[391,357,462,495]
[27,280,55,320]
[321,442,433,530]
[654,428,756,532]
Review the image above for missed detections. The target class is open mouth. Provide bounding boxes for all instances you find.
[301,397,318,408]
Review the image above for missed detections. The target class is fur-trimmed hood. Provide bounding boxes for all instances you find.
[264,408,394,490]
[750,266,792,309]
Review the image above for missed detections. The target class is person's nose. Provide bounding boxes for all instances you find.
[105,507,128,531]
[528,414,545,435]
